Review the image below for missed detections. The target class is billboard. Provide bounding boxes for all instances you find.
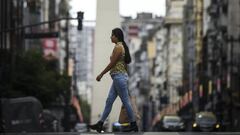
[42,38,58,59]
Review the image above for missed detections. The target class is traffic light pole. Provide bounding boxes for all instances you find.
[65,13,70,77]
[1,11,84,73]
[0,11,84,33]
[0,17,62,33]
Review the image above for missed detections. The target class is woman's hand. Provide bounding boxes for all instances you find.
[96,74,103,81]
[95,45,122,82]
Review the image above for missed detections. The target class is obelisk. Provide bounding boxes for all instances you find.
[91,0,121,131]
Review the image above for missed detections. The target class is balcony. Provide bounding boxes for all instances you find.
[207,29,218,39]
[220,0,228,14]
[207,3,219,17]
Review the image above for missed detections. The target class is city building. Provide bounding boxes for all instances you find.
[181,0,240,131]
[202,0,240,131]
[1,0,25,80]
[69,25,94,104]
[122,13,164,131]
[165,0,186,106]
[181,0,204,127]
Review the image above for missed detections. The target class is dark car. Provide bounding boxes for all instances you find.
[1,97,43,132]
[192,111,221,132]
[153,115,185,131]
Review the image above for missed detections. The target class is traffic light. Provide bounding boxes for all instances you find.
[77,11,84,30]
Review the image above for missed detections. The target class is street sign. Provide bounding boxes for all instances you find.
[24,32,59,39]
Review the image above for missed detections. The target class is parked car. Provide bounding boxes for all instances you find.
[153,115,185,131]
[1,97,43,132]
[192,111,221,132]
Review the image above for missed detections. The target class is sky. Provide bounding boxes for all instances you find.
[70,0,166,21]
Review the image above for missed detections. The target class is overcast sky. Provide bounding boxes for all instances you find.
[70,0,166,21]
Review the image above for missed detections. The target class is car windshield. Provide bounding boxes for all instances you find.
[163,116,181,123]
[196,113,217,123]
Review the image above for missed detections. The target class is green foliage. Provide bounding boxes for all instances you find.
[1,50,71,107]
[78,96,91,123]
[59,0,71,16]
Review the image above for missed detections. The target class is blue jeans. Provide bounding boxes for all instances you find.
[100,73,136,122]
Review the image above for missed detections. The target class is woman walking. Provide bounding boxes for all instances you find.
[88,28,138,132]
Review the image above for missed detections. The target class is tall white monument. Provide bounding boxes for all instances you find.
[91,0,121,130]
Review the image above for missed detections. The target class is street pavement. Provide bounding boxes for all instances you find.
[1,132,240,135]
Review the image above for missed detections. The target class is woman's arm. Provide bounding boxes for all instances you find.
[96,46,122,81]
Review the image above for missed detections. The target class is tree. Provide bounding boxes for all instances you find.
[1,50,71,107]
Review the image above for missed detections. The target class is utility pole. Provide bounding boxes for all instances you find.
[230,36,233,131]
[63,12,71,132]
[65,12,69,76]
[228,35,240,130]
[63,11,84,132]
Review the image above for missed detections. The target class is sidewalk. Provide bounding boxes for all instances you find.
[2,132,240,135]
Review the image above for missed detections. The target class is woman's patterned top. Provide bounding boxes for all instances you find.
[110,42,127,75]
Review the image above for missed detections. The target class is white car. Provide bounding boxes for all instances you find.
[154,115,185,131]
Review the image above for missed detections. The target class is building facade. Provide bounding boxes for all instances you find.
[165,0,186,105]
[122,13,164,131]
[69,26,94,104]
[181,0,240,131]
